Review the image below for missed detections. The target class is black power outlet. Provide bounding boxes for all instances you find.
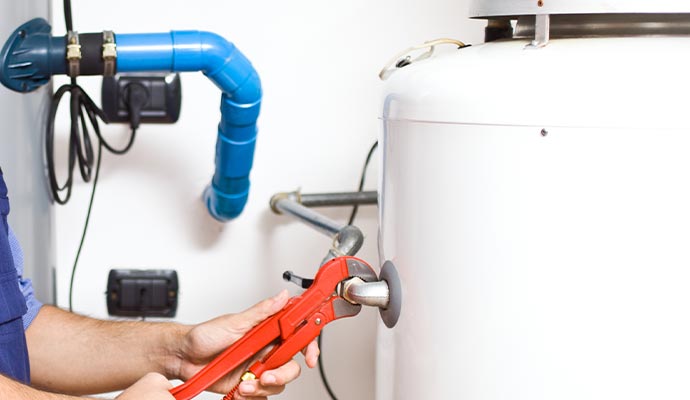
[101,73,182,124]
[106,269,178,318]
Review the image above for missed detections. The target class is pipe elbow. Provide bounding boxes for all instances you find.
[322,225,364,263]
[342,277,390,309]
[118,30,263,222]
[166,31,262,221]
[195,32,262,222]
[336,225,364,256]
[195,31,262,104]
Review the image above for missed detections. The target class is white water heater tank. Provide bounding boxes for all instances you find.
[377,2,690,399]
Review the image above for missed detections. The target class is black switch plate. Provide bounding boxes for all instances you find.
[101,73,182,124]
[107,269,178,317]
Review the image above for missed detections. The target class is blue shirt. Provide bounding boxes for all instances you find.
[7,227,42,330]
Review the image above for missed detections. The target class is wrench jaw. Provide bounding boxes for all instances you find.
[331,296,363,319]
[345,257,378,283]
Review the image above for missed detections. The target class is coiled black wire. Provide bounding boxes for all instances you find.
[46,83,136,205]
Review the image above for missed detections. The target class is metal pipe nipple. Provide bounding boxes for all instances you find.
[341,277,390,309]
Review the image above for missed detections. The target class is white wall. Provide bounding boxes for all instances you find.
[50,1,483,399]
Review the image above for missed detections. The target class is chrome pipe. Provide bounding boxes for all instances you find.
[341,277,390,308]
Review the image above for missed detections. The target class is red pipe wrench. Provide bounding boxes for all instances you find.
[170,256,378,400]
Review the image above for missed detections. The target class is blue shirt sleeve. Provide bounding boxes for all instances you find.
[7,227,43,330]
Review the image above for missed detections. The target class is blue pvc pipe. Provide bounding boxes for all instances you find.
[116,31,262,221]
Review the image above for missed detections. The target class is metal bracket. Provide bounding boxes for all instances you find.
[66,30,81,77]
[526,14,550,49]
[102,30,116,77]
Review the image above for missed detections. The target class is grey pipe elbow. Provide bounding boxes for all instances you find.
[335,225,364,256]
[322,225,364,264]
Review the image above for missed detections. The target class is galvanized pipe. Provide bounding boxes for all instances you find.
[271,194,364,259]
[271,190,386,309]
[299,191,378,208]
[321,225,364,263]
[271,192,343,236]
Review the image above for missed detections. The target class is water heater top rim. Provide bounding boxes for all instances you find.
[381,36,690,130]
[470,0,690,19]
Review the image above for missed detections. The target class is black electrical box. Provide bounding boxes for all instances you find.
[101,73,182,124]
[106,269,178,318]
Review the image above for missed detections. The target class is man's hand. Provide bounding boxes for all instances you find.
[175,290,320,399]
[26,291,318,398]
[116,373,174,400]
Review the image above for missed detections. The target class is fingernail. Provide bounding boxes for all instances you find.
[263,373,277,384]
[239,381,255,395]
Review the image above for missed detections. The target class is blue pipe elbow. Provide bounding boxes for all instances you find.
[0,19,261,221]
[118,31,262,221]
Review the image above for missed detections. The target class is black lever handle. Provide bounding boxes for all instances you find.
[282,270,314,289]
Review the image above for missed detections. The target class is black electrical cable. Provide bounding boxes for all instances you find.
[59,0,140,311]
[317,140,379,400]
[317,334,337,400]
[68,142,101,312]
[347,141,379,225]
[63,0,73,31]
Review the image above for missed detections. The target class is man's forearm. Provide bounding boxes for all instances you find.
[26,305,191,395]
[0,373,98,399]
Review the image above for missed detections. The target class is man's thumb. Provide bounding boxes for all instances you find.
[139,372,173,390]
[239,290,289,327]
